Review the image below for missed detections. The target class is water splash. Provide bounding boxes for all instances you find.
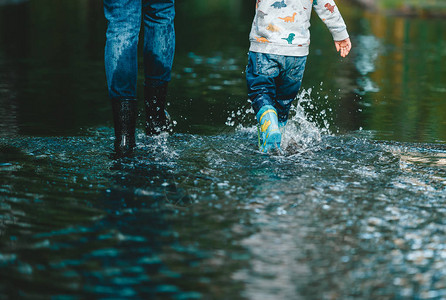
[281,87,331,154]
[226,87,333,155]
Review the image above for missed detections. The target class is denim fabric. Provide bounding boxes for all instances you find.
[104,0,175,100]
[246,51,307,123]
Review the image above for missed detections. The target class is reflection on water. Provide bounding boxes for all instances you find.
[354,35,381,95]
[1,0,446,299]
[359,13,446,143]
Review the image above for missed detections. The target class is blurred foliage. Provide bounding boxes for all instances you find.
[351,0,446,15]
[380,0,446,9]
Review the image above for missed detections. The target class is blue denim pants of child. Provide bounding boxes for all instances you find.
[246,51,307,124]
[104,0,175,101]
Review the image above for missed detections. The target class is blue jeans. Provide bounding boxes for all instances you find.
[104,0,175,100]
[246,51,307,123]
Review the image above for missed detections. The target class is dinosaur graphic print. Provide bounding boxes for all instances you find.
[271,0,287,9]
[278,12,297,23]
[266,24,281,32]
[249,0,349,57]
[282,33,295,44]
[256,37,271,43]
[324,3,336,13]
[257,10,268,19]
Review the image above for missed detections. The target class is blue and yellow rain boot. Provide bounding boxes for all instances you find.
[256,105,281,153]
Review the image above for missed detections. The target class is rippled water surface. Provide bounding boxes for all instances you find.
[1,0,446,299]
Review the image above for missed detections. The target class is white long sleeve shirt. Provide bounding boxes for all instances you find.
[249,0,349,56]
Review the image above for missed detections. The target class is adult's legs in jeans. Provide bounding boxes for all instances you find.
[104,0,141,157]
[143,0,176,135]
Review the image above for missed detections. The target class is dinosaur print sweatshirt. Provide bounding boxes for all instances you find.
[249,0,349,56]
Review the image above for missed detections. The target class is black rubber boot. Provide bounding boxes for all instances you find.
[144,83,171,135]
[111,99,137,158]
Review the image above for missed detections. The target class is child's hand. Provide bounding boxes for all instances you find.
[335,38,351,58]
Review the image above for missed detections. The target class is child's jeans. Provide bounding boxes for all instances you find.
[246,51,307,123]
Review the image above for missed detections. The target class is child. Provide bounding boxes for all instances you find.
[246,0,351,153]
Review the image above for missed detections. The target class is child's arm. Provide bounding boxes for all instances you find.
[313,0,351,57]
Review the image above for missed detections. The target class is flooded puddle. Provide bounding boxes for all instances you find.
[1,0,446,299]
[1,97,445,298]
